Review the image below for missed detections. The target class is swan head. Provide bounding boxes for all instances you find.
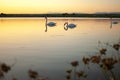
[45,29,47,32]
[64,22,68,26]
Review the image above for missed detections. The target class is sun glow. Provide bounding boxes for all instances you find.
[0,0,120,14]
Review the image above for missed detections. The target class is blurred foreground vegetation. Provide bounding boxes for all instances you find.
[0,41,120,80]
[66,41,120,80]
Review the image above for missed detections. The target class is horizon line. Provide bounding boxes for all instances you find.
[1,12,120,14]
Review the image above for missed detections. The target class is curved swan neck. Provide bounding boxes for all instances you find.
[64,22,68,30]
[64,22,68,26]
[45,16,48,25]
[45,16,48,32]
[45,16,47,21]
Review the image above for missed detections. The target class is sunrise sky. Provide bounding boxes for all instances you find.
[0,0,120,14]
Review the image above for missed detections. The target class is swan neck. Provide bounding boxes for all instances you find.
[65,22,68,26]
[45,16,48,25]
[64,22,68,30]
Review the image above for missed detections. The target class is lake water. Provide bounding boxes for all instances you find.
[0,18,120,80]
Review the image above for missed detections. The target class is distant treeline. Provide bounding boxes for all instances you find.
[0,13,120,18]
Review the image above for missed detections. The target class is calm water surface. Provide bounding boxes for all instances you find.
[0,18,120,80]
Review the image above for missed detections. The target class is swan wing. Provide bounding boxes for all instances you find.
[68,24,76,28]
[47,22,56,27]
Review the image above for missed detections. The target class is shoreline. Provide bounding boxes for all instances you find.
[0,14,120,18]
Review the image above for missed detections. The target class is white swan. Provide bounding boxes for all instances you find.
[45,16,56,32]
[45,16,56,27]
[64,22,76,30]
[110,18,118,24]
[112,21,118,24]
[110,18,119,29]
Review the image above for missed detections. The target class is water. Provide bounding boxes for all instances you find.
[0,18,120,80]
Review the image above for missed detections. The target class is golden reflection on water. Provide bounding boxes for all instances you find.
[0,18,120,54]
[0,18,120,53]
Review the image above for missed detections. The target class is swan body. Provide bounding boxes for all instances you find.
[47,22,56,27]
[64,22,76,30]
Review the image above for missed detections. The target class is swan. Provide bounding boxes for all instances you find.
[110,18,118,24]
[45,16,56,27]
[64,22,76,30]
[112,21,118,24]
[45,16,56,32]
[110,18,118,29]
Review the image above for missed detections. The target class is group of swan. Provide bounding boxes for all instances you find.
[45,16,76,32]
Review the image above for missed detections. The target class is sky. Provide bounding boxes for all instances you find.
[0,0,120,14]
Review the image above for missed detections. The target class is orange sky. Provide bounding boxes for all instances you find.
[0,0,120,14]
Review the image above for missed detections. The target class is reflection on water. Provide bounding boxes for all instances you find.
[0,18,120,80]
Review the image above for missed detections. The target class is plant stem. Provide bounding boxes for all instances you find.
[74,67,76,80]
[110,70,116,80]
[97,64,109,80]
